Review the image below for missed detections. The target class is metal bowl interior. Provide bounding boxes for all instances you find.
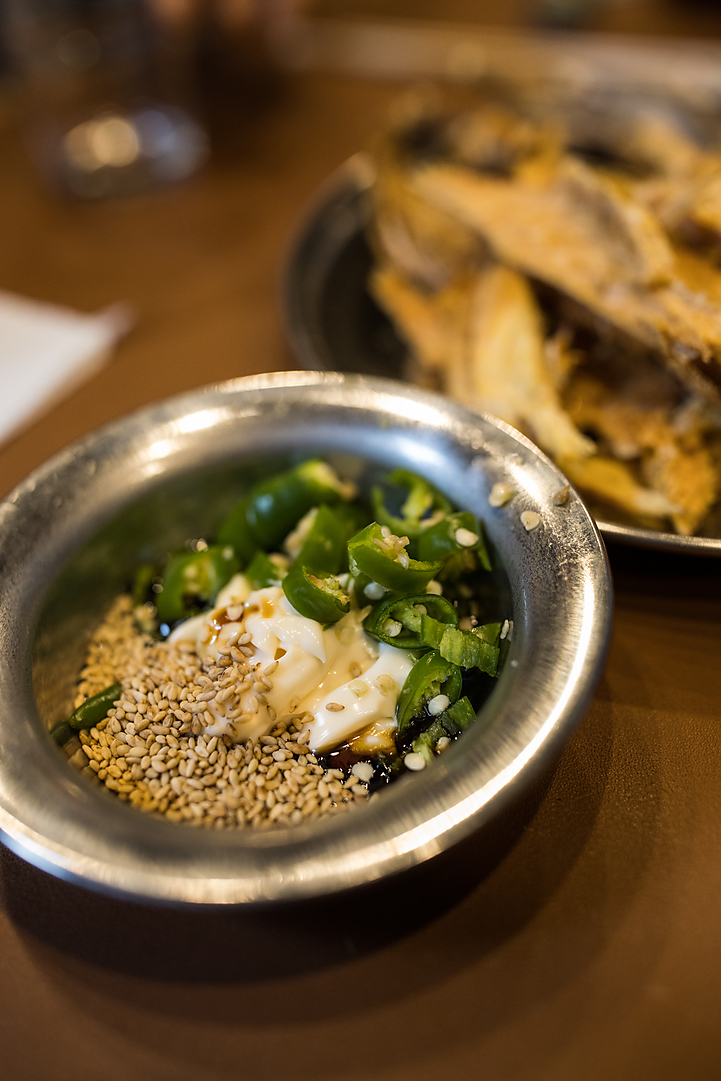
[283,162,721,557]
[0,372,611,905]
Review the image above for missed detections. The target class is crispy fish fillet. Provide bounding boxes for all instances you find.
[566,372,714,533]
[367,94,721,533]
[443,103,561,175]
[369,128,484,290]
[371,258,680,521]
[371,170,483,291]
[413,156,673,288]
[373,260,594,460]
[558,455,680,522]
[465,265,595,461]
[370,263,472,400]
[543,326,582,392]
[621,113,721,239]
[411,159,721,398]
[643,442,717,536]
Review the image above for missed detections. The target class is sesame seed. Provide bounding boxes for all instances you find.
[489,482,515,508]
[351,761,374,782]
[520,510,541,531]
[454,527,478,548]
[428,694,450,716]
[363,580,386,601]
[374,673,396,696]
[404,752,426,772]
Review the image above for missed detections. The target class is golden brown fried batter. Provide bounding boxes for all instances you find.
[366,91,721,535]
[465,265,594,461]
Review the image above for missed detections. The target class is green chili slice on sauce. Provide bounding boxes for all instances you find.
[245,550,287,589]
[396,651,462,734]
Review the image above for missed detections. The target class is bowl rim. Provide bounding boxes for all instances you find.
[0,371,612,905]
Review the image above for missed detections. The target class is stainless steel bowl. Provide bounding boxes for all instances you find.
[0,372,612,905]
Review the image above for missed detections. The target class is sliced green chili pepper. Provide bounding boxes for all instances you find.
[396,651,462,733]
[416,511,492,572]
[131,562,155,609]
[245,460,351,550]
[216,461,352,556]
[437,625,499,675]
[348,522,442,593]
[364,593,458,648]
[282,564,350,623]
[51,720,75,747]
[437,550,477,582]
[245,550,287,589]
[294,503,359,575]
[472,622,501,645]
[410,695,477,761]
[445,695,476,731]
[332,503,369,571]
[216,496,258,566]
[68,683,122,730]
[424,695,476,738]
[372,469,451,541]
[156,545,239,623]
[411,732,436,765]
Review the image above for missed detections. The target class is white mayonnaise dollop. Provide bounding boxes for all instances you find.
[167,574,413,752]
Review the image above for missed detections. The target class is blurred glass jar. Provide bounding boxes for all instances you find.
[4,0,209,198]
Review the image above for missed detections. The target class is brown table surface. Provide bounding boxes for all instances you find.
[2,53,721,1081]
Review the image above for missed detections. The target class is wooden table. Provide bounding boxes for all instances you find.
[2,57,721,1081]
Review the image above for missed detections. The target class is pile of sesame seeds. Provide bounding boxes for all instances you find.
[64,595,371,829]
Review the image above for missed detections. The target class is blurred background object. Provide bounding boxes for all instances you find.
[308,0,721,37]
[3,2,721,200]
[3,0,209,198]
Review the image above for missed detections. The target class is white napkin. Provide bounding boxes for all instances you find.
[0,290,133,446]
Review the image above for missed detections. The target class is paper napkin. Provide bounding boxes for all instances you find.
[0,290,133,446]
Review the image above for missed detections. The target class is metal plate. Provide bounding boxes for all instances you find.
[283,160,721,557]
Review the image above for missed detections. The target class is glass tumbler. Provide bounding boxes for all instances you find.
[5,0,208,199]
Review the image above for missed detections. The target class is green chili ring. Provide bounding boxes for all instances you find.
[416,510,492,572]
[282,564,350,624]
[364,593,458,648]
[348,522,442,593]
[246,550,287,589]
[396,651,462,733]
[156,546,239,623]
[68,683,122,731]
